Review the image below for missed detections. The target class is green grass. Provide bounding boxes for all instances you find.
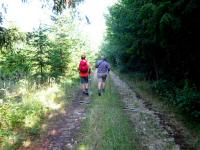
[76,77,143,150]
[0,78,79,150]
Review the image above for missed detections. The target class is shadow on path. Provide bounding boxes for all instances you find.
[20,89,91,150]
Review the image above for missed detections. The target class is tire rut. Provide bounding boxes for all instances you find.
[110,72,180,150]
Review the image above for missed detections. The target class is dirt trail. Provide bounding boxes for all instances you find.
[19,72,197,150]
[110,72,181,150]
[20,90,90,150]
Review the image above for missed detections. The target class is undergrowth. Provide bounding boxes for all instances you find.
[0,78,78,150]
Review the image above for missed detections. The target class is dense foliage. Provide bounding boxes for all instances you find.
[0,10,94,149]
[103,0,200,121]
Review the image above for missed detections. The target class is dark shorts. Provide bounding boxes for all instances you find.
[80,76,89,84]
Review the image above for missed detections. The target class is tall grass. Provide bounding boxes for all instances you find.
[76,76,143,150]
[0,78,79,150]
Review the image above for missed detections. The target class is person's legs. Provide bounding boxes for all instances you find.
[81,77,88,95]
[98,81,102,90]
[101,82,106,92]
[98,78,102,96]
[84,83,89,95]
[80,77,85,93]
[97,73,107,96]
[101,75,107,92]
[84,77,89,95]
[81,84,85,92]
[85,82,89,90]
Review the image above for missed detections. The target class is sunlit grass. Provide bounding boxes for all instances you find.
[76,76,142,150]
[22,138,31,148]
[35,84,62,110]
[78,144,89,150]
[24,114,40,128]
[0,77,79,150]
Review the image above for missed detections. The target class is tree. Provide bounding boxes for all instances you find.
[0,27,25,51]
[0,0,84,24]
[0,27,27,80]
[104,0,200,82]
[103,0,200,120]
[28,26,50,83]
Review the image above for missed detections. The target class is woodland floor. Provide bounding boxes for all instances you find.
[19,72,198,150]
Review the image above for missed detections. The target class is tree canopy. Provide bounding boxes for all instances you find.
[0,0,83,25]
[103,0,200,120]
[104,0,200,83]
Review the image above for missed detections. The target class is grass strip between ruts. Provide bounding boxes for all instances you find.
[75,75,143,150]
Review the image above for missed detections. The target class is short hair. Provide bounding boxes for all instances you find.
[81,55,86,60]
[103,57,107,61]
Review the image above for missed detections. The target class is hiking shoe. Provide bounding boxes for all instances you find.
[85,89,89,96]
[98,89,101,96]
[82,91,89,96]
[85,91,89,96]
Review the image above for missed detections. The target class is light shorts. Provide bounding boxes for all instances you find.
[80,76,88,84]
[97,73,108,82]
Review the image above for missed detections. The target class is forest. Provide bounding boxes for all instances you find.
[0,0,200,149]
[0,1,95,148]
[102,0,200,121]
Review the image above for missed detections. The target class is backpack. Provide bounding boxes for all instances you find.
[79,60,89,73]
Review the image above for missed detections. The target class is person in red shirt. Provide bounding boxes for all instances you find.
[78,54,91,95]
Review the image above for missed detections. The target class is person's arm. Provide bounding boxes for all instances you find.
[87,62,92,75]
[95,60,100,68]
[107,63,111,72]
[88,68,91,74]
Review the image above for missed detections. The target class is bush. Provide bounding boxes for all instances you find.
[0,100,46,149]
[176,81,200,121]
[151,79,176,103]
[129,72,146,81]
[0,101,45,130]
[151,79,200,121]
